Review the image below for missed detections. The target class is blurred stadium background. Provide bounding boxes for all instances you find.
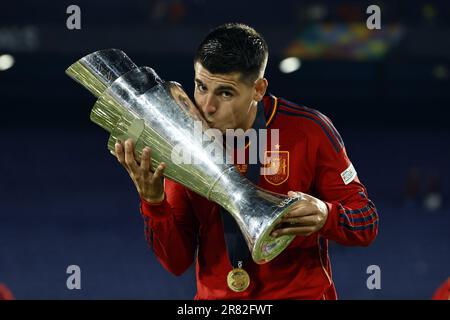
[0,0,449,299]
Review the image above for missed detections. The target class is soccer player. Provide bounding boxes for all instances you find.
[114,23,379,299]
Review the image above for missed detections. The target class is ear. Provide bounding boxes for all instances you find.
[254,78,268,102]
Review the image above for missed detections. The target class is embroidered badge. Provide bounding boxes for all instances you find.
[341,163,357,185]
[263,151,289,185]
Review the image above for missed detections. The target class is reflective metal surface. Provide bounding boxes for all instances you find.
[66,49,301,264]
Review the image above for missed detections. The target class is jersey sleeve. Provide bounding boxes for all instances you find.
[140,178,199,275]
[313,120,379,246]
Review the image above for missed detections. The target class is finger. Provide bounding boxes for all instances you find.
[115,141,125,165]
[288,190,308,198]
[271,226,316,237]
[287,191,299,198]
[282,204,316,219]
[282,215,320,227]
[152,162,166,181]
[124,138,139,172]
[140,147,151,173]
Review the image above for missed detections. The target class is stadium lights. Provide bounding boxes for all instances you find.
[279,57,301,74]
[0,54,15,71]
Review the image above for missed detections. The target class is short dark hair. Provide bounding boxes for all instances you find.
[194,23,268,83]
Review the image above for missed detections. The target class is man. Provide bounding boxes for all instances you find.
[114,23,378,299]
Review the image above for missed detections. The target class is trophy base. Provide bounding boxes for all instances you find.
[251,206,297,264]
[253,233,295,264]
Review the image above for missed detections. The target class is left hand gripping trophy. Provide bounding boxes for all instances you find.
[66,49,301,264]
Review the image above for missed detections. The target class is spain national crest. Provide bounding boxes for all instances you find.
[263,151,289,185]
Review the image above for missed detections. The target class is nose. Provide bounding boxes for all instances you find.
[202,94,218,116]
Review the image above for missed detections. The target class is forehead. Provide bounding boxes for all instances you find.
[194,62,244,88]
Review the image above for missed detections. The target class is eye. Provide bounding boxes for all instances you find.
[221,91,233,98]
[196,83,207,92]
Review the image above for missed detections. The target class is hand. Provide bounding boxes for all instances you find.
[114,138,166,203]
[271,191,329,237]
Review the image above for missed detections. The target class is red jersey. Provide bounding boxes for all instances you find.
[0,283,14,300]
[140,94,379,299]
[432,278,450,300]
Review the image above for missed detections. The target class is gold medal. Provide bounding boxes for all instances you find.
[227,261,250,292]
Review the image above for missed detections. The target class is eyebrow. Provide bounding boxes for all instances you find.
[216,85,238,93]
[195,79,238,93]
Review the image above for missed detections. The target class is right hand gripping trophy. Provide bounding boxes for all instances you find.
[66,49,302,264]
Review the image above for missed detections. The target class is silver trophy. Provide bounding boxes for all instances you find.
[66,49,301,264]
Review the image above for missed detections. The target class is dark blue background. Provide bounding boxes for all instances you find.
[1,0,449,299]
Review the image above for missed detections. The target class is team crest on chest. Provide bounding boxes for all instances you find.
[263,150,289,185]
